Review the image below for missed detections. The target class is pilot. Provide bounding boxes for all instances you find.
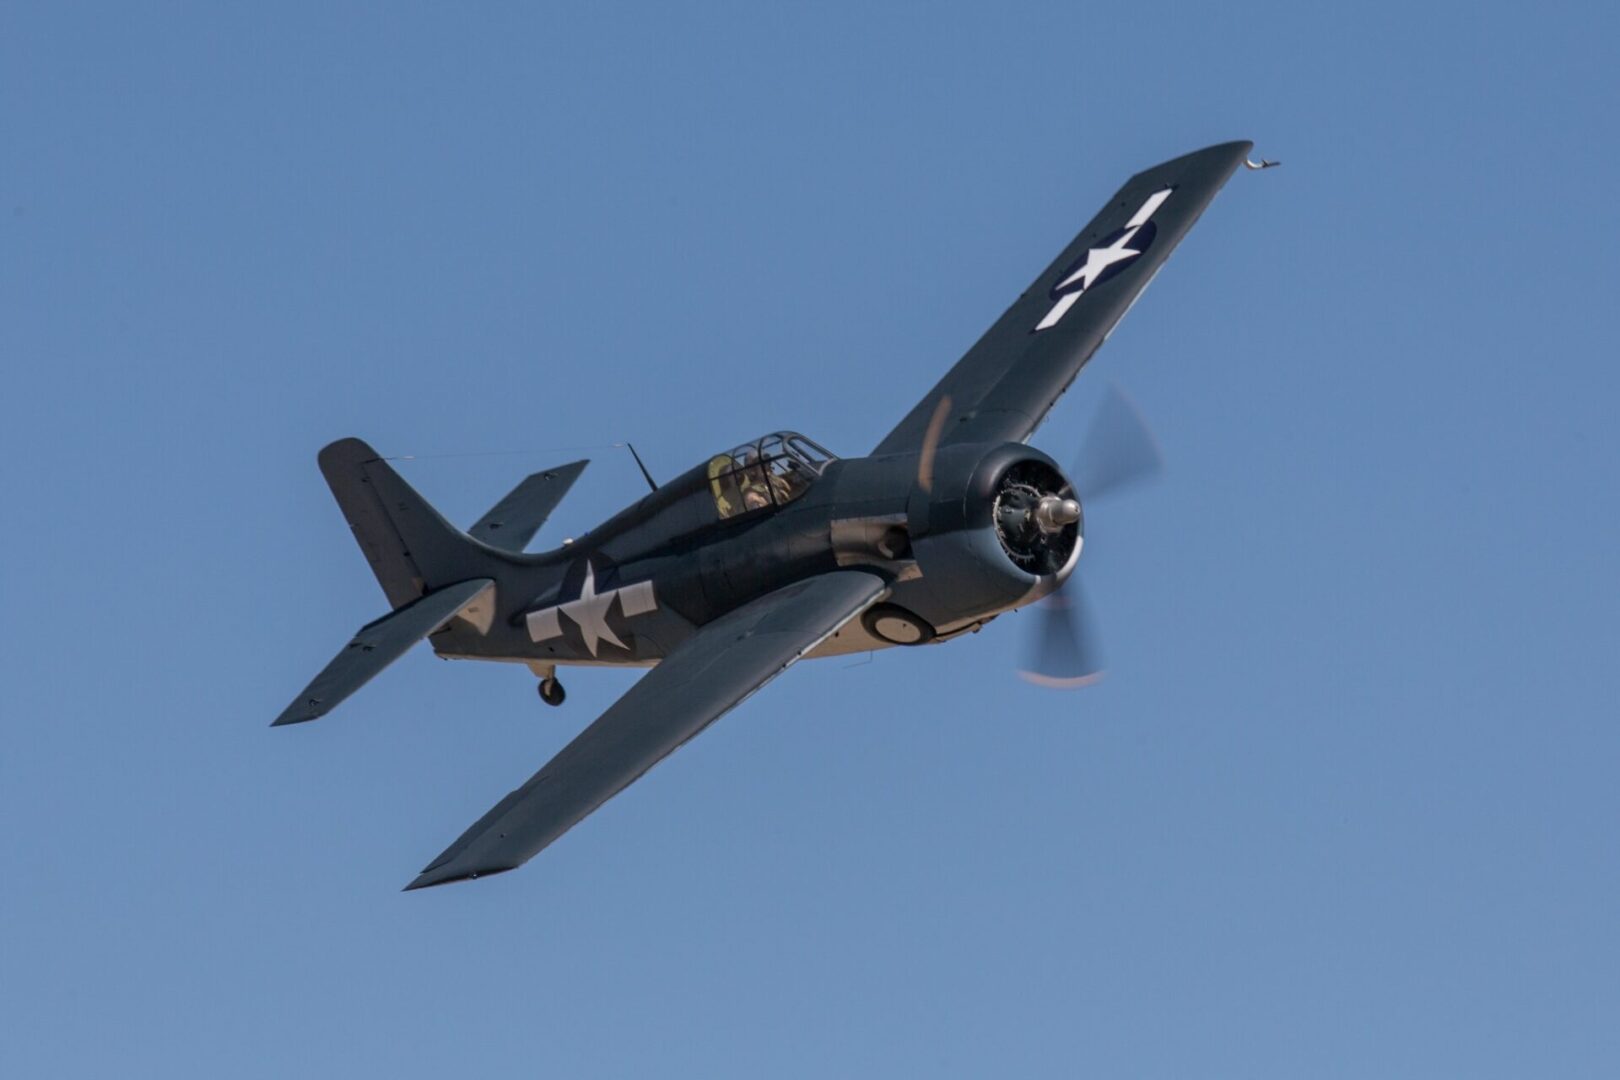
[708,455,740,518]
[768,459,804,502]
[737,448,772,510]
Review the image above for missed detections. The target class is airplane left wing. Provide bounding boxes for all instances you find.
[404,570,889,889]
[872,140,1252,456]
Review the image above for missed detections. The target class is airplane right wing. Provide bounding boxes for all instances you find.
[405,569,890,890]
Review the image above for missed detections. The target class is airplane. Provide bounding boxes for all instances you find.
[274,140,1264,889]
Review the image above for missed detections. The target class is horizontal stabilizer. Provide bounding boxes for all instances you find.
[468,460,587,552]
[272,578,495,727]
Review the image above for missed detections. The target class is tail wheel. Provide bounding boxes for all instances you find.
[538,677,566,707]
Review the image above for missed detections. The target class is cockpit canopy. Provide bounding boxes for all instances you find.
[707,432,836,520]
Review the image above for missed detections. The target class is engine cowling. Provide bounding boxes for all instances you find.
[895,442,1083,633]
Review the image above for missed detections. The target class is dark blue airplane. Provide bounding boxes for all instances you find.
[275,141,1264,889]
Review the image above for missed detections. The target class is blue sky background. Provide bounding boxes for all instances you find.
[4,3,1618,1075]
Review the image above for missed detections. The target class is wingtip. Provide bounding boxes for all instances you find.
[402,867,448,891]
[1134,140,1256,183]
[270,704,323,727]
[402,864,514,892]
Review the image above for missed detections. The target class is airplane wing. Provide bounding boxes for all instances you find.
[404,569,889,889]
[872,140,1252,456]
[468,460,587,552]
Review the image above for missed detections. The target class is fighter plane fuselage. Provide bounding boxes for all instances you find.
[429,438,1080,670]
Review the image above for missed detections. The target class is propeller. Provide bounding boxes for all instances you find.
[1069,383,1164,503]
[1019,583,1106,688]
[1018,384,1163,688]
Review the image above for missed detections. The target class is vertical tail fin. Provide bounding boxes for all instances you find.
[317,438,491,609]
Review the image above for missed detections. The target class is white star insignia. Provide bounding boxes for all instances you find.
[557,562,626,657]
[1055,227,1145,293]
[1034,186,1173,333]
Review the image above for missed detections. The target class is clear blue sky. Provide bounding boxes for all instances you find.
[3,3,1617,1076]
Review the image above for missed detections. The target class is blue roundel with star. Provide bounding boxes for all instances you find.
[1049,220,1157,300]
[1032,185,1174,334]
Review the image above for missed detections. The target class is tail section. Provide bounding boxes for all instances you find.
[318,437,494,609]
[274,439,510,727]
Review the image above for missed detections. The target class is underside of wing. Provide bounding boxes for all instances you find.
[872,140,1253,456]
[404,570,890,889]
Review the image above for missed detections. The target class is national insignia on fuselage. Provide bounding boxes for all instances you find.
[526,559,658,656]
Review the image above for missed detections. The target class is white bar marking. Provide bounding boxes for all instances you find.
[526,607,563,642]
[618,580,657,617]
[1035,291,1082,331]
[1126,187,1172,228]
